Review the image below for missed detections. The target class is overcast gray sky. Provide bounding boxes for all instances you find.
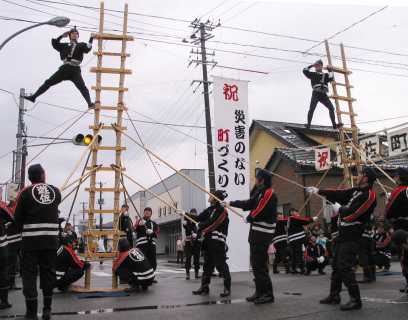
[1,0,407,221]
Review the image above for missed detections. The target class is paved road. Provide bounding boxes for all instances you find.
[2,258,407,320]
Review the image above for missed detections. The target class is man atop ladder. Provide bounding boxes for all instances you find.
[303,60,342,130]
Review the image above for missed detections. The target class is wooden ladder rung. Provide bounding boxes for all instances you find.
[331,81,354,88]
[336,110,358,116]
[341,127,360,132]
[85,187,126,192]
[82,230,125,236]
[94,106,129,111]
[90,67,132,75]
[86,166,126,171]
[84,209,120,214]
[92,146,126,151]
[330,95,356,102]
[93,51,130,57]
[95,34,134,41]
[91,86,128,92]
[344,159,365,164]
[331,66,353,74]
[80,252,119,258]
[89,126,127,130]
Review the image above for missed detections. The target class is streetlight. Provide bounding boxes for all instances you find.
[0,16,70,51]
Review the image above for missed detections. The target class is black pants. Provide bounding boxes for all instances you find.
[138,243,157,271]
[202,247,230,278]
[307,91,336,127]
[290,242,304,269]
[7,248,19,277]
[0,256,8,289]
[57,268,84,287]
[358,236,374,267]
[34,65,91,104]
[250,243,271,284]
[374,253,391,268]
[305,257,329,271]
[331,240,359,288]
[177,251,184,264]
[185,240,201,271]
[115,268,153,287]
[274,245,288,265]
[21,249,56,298]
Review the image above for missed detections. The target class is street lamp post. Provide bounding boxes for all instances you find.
[0,16,70,51]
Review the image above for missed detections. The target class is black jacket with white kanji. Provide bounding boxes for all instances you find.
[385,184,408,231]
[112,247,154,282]
[13,181,61,251]
[56,245,91,273]
[52,35,93,64]
[186,202,229,251]
[374,232,392,259]
[304,243,328,263]
[273,217,289,248]
[230,187,277,244]
[303,65,334,93]
[134,218,159,248]
[319,186,377,241]
[287,216,314,245]
[0,202,21,252]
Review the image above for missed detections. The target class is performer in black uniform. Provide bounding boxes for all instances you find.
[357,213,376,283]
[373,226,391,270]
[303,60,339,129]
[1,201,22,291]
[225,169,277,304]
[178,190,231,297]
[118,204,134,246]
[55,235,92,292]
[0,202,12,310]
[287,208,317,274]
[272,213,290,274]
[391,229,408,293]
[113,239,155,292]
[14,164,61,320]
[308,166,377,311]
[183,208,201,280]
[134,207,159,272]
[24,28,96,108]
[304,236,329,275]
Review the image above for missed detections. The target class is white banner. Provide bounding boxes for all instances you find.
[315,147,331,171]
[387,127,408,158]
[213,76,250,272]
[359,135,381,161]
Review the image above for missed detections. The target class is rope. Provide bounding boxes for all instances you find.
[275,129,334,189]
[125,109,178,208]
[0,109,90,190]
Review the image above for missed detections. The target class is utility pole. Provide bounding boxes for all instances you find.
[15,88,26,190]
[97,181,105,231]
[185,19,219,191]
[80,201,88,219]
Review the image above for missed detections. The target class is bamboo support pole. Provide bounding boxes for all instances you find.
[61,165,101,192]
[111,165,198,224]
[60,173,91,204]
[316,179,347,218]
[111,124,245,218]
[298,152,341,215]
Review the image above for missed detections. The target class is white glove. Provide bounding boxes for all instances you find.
[132,232,136,239]
[306,187,318,195]
[242,216,249,224]
[317,256,324,264]
[146,229,153,235]
[89,262,94,269]
[176,209,185,216]
[386,192,391,201]
[332,202,341,212]
[182,220,187,226]
[124,212,129,217]
[312,216,318,222]
[192,233,197,239]
[221,201,230,208]
[138,219,146,226]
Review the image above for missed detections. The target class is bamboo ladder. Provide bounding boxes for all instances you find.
[325,40,365,188]
[81,2,133,289]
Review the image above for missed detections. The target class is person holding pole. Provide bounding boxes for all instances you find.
[178,190,231,297]
[221,169,277,304]
[183,209,201,280]
[307,166,377,311]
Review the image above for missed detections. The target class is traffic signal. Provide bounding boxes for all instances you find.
[72,134,102,146]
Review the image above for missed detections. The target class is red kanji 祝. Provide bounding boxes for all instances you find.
[223,84,238,101]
